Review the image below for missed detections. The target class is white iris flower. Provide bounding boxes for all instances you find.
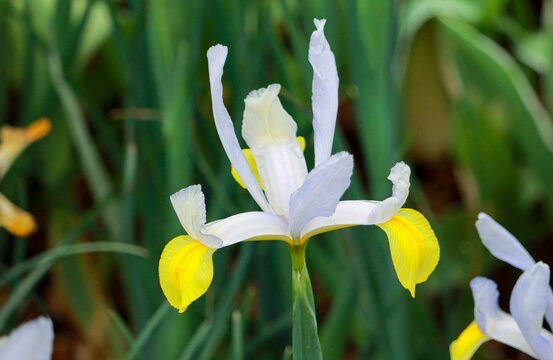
[450,213,553,360]
[159,19,439,312]
[0,317,54,360]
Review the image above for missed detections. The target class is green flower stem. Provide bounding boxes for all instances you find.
[288,243,322,360]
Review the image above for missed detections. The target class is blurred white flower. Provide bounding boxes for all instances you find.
[450,213,553,359]
[0,317,54,360]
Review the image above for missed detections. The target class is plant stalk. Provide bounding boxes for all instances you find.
[288,243,322,360]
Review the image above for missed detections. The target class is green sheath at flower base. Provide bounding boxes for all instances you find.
[289,244,322,360]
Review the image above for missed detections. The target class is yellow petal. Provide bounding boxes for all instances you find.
[377,208,439,297]
[158,235,216,312]
[231,148,263,190]
[24,117,52,141]
[450,321,490,360]
[0,118,51,178]
[231,136,305,190]
[0,193,36,237]
[297,136,306,151]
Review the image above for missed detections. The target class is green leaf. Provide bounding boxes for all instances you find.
[125,302,171,360]
[439,18,553,217]
[0,242,147,331]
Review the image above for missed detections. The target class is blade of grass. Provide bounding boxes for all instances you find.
[178,321,212,360]
[109,309,136,346]
[0,190,119,288]
[197,244,254,360]
[230,310,244,360]
[245,312,291,355]
[47,48,121,240]
[0,242,147,289]
[320,267,358,360]
[125,302,171,360]
[0,242,146,330]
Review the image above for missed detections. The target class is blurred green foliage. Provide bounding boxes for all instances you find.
[1,0,552,358]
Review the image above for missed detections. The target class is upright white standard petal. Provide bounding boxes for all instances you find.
[206,45,272,214]
[470,277,538,358]
[242,84,308,218]
[0,317,53,360]
[170,185,222,248]
[510,263,553,360]
[366,162,410,224]
[476,213,535,271]
[288,151,353,241]
[242,84,298,148]
[309,18,339,167]
[204,211,291,246]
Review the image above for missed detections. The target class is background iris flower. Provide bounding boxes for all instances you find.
[451,213,553,359]
[0,118,50,237]
[0,317,53,360]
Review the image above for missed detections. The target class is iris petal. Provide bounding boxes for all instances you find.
[377,209,439,297]
[470,277,538,358]
[449,321,490,360]
[159,236,216,312]
[288,152,353,241]
[231,136,306,190]
[206,45,272,213]
[366,162,411,224]
[0,317,53,360]
[476,212,535,271]
[510,263,553,360]
[0,193,36,237]
[170,185,222,248]
[0,118,51,178]
[309,18,339,167]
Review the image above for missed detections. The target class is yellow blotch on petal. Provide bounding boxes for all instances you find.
[377,208,439,297]
[450,321,490,360]
[0,193,36,237]
[231,136,305,190]
[159,235,216,312]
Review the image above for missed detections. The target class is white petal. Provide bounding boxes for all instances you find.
[366,162,411,224]
[288,152,353,241]
[309,18,339,167]
[242,84,298,148]
[206,45,272,213]
[170,185,222,248]
[300,200,378,241]
[510,263,553,360]
[204,211,291,247]
[476,213,535,271]
[547,289,553,332]
[475,213,553,330]
[242,85,308,217]
[470,277,538,358]
[0,317,54,360]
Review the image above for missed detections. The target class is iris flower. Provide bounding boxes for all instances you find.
[0,118,50,237]
[450,213,553,359]
[0,317,54,360]
[159,19,439,312]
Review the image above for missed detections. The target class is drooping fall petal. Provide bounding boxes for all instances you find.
[159,235,216,312]
[377,208,439,297]
[449,321,490,360]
